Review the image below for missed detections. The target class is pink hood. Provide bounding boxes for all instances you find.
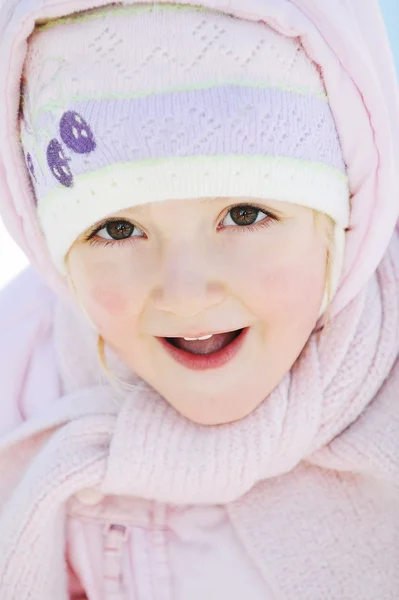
[1,0,399,316]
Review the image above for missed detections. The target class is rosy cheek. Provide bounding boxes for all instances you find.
[84,284,130,321]
[256,258,325,319]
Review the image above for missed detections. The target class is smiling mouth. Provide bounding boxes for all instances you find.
[165,329,243,356]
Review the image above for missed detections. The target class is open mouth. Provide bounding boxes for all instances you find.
[165,329,243,355]
[158,328,249,371]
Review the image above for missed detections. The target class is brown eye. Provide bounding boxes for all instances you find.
[225,205,265,227]
[96,220,142,240]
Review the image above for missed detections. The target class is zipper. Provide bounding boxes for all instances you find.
[103,523,129,599]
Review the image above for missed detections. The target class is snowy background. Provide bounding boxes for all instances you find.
[0,0,398,290]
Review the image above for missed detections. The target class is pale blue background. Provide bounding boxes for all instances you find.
[380,0,399,72]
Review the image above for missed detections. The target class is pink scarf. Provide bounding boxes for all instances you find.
[0,234,398,598]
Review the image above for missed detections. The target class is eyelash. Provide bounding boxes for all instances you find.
[85,203,280,248]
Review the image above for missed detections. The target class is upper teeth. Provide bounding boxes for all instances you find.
[183,334,213,341]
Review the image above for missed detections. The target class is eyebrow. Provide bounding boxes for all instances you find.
[199,196,232,205]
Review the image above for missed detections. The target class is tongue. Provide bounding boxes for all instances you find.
[169,330,241,355]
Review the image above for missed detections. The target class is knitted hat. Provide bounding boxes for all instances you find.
[20,3,349,283]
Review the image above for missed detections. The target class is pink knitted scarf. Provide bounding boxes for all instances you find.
[0,232,399,598]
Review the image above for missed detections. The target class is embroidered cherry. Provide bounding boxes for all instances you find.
[46,139,73,187]
[60,111,96,154]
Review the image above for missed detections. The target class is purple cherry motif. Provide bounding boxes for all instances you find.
[26,152,36,181]
[60,111,96,154]
[47,139,73,188]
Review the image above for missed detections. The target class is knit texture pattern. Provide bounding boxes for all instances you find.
[19,4,349,272]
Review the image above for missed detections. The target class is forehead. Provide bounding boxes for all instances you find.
[126,197,229,213]
[113,197,293,218]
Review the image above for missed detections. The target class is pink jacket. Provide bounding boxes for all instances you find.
[1,1,399,599]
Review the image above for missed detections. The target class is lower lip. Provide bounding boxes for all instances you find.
[157,328,249,371]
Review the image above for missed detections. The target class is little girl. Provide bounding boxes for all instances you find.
[1,0,399,598]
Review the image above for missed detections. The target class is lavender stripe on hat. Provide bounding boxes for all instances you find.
[22,85,345,196]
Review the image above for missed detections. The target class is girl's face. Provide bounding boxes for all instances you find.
[68,197,327,425]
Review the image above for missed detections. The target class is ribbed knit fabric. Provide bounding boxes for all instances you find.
[0,231,398,598]
[19,4,349,273]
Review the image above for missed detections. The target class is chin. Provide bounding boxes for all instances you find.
[163,390,265,426]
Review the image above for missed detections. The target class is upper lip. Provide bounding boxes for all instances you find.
[158,327,247,339]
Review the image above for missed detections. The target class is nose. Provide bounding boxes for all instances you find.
[150,245,226,316]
